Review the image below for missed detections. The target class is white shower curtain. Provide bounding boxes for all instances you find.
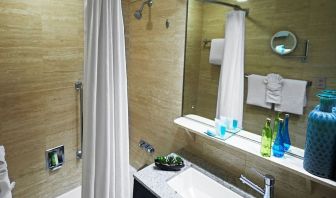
[82,0,131,198]
[216,11,245,128]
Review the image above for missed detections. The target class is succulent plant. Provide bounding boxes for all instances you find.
[155,155,184,166]
[167,156,175,165]
[175,156,183,165]
[155,156,167,164]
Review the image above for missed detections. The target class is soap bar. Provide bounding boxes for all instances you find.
[205,130,216,137]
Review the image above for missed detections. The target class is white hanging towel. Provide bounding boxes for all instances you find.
[216,11,245,128]
[264,73,283,104]
[209,39,225,65]
[246,74,272,109]
[275,79,307,115]
[0,146,15,198]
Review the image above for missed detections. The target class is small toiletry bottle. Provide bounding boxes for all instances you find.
[282,114,291,151]
[215,118,227,138]
[232,119,238,130]
[219,125,226,139]
[272,112,281,143]
[51,152,59,166]
[260,118,272,157]
[272,118,285,158]
[227,117,233,130]
[220,116,229,128]
[215,118,221,136]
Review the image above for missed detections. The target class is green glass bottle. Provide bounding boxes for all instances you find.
[261,118,272,157]
[272,112,281,143]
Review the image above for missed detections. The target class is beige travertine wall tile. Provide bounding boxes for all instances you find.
[0,0,83,197]
[125,0,189,169]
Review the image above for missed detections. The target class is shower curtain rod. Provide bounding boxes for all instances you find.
[203,0,249,16]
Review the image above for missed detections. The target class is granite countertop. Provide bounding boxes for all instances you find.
[133,153,254,198]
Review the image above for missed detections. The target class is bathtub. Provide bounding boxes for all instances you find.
[56,166,137,198]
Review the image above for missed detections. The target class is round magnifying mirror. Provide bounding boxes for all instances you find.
[271,31,297,55]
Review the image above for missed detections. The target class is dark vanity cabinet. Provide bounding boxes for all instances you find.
[133,179,157,198]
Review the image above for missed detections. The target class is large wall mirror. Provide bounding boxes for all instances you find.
[182,0,336,150]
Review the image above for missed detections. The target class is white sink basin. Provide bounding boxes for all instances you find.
[167,167,243,198]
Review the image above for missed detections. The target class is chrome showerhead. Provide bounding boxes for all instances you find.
[134,0,153,20]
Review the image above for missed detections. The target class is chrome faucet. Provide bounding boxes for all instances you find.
[240,169,275,198]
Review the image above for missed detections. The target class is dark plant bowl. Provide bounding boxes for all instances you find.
[154,161,185,171]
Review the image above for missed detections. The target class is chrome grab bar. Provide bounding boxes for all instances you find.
[75,81,83,159]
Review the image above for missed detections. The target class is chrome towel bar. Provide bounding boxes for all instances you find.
[244,73,312,87]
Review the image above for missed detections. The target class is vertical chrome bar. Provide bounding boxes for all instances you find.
[303,40,309,61]
[75,81,83,159]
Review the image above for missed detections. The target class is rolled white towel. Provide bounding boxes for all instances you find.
[209,39,225,65]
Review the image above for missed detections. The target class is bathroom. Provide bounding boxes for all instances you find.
[0,0,335,197]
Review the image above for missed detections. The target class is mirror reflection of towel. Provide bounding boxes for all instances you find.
[275,79,307,115]
[246,74,272,109]
[264,73,283,104]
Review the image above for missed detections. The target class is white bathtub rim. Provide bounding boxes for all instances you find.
[56,165,137,198]
[56,186,81,198]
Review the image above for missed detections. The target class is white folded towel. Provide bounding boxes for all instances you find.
[0,176,15,198]
[264,73,284,104]
[275,79,307,115]
[0,146,15,198]
[0,146,7,170]
[246,74,272,109]
[209,39,225,65]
